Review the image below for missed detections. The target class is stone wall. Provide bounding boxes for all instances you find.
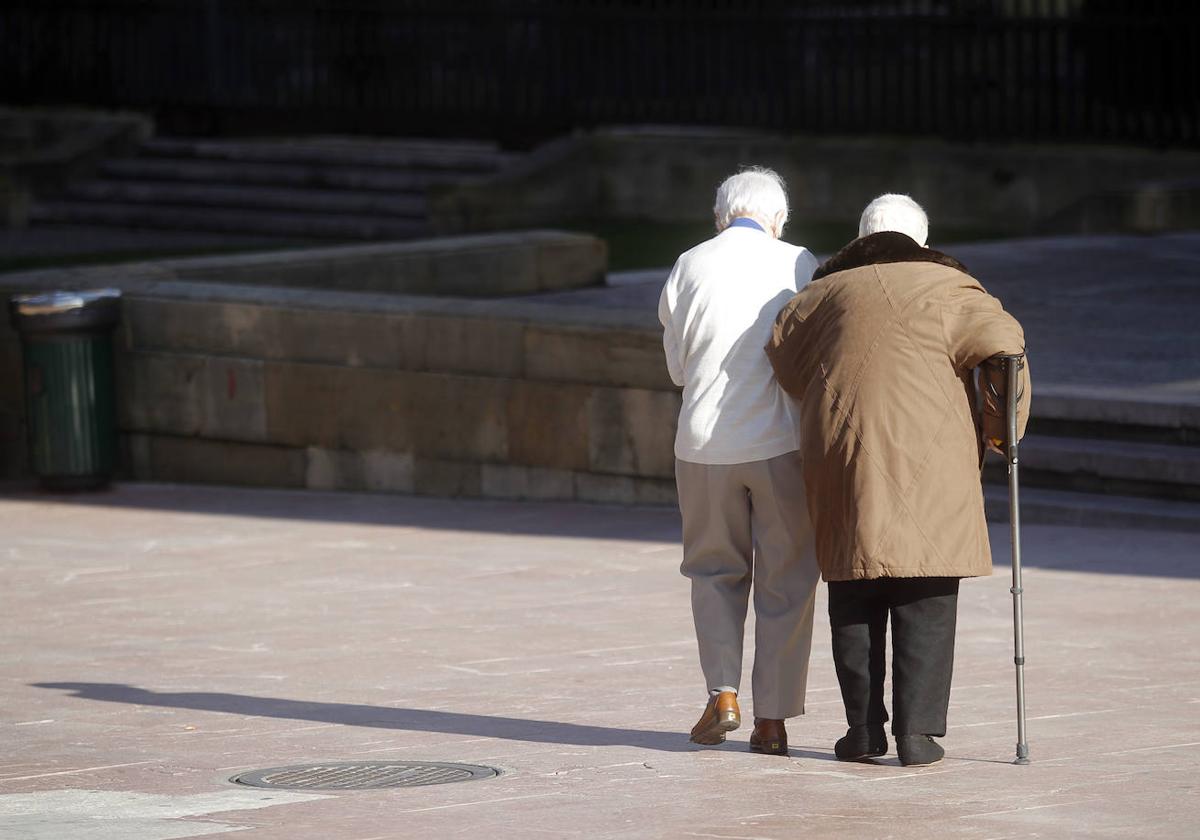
[0,233,680,504]
[429,127,1200,237]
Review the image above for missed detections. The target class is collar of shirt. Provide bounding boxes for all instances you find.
[729,217,766,233]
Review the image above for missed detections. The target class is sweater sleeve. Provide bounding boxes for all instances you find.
[658,271,684,387]
[794,248,820,290]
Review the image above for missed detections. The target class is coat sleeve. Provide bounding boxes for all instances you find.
[658,270,684,388]
[941,283,1032,442]
[765,284,822,398]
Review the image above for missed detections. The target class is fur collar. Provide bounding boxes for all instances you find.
[812,231,969,281]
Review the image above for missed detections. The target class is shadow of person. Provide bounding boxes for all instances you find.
[32,682,839,760]
[33,681,689,750]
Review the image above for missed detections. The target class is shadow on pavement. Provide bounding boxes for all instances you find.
[0,482,683,543]
[30,681,836,760]
[4,482,1198,577]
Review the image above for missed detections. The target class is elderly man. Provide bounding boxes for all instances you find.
[766,194,1031,766]
[659,167,821,756]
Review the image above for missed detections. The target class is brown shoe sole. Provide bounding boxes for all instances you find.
[749,739,789,756]
[689,709,740,745]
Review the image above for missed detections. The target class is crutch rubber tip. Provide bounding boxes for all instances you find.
[1014,757,1031,765]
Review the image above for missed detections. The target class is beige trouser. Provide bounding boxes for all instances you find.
[676,451,820,720]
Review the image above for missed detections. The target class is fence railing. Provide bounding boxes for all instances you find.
[2,0,1197,148]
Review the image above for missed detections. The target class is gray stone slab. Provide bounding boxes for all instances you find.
[1019,434,1200,487]
[586,388,679,479]
[118,352,267,443]
[0,483,1197,838]
[984,484,1200,533]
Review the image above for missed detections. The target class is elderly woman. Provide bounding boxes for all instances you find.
[659,167,822,756]
[766,194,1031,766]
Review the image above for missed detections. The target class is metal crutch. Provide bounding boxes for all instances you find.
[1001,353,1030,765]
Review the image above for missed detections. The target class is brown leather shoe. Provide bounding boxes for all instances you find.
[689,691,740,745]
[749,718,788,756]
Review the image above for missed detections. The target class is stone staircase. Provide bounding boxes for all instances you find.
[981,385,1200,531]
[30,136,517,241]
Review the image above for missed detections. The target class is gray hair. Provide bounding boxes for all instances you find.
[713,167,789,234]
[858,193,929,247]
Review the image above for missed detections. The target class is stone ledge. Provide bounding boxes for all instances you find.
[121,432,677,505]
[111,292,670,389]
[1034,384,1200,434]
[983,484,1200,533]
[115,350,677,479]
[0,230,607,297]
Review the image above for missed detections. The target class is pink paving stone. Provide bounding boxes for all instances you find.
[0,481,1198,839]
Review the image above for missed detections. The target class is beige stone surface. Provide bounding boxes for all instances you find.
[1,482,1198,839]
[587,388,678,479]
[126,436,306,489]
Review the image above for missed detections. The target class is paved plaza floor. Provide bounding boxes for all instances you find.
[2,482,1198,839]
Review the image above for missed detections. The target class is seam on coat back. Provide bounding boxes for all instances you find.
[852,267,957,570]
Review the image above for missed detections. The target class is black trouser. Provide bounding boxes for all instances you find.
[827,576,960,737]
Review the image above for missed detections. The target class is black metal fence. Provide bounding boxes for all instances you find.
[2,0,1197,148]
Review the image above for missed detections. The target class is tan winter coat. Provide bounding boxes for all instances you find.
[766,232,1031,582]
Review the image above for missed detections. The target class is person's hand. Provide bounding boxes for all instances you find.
[983,433,1004,456]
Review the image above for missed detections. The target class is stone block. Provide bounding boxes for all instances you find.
[128,295,528,380]
[167,230,606,296]
[505,379,592,471]
[400,313,525,378]
[633,477,678,506]
[119,351,266,442]
[574,472,637,505]
[523,324,674,390]
[121,432,151,478]
[413,458,482,498]
[403,371,510,462]
[128,433,306,488]
[117,351,206,435]
[359,449,417,492]
[124,298,249,356]
[305,446,415,493]
[265,363,510,462]
[263,362,384,450]
[586,387,678,478]
[535,236,607,291]
[480,463,575,501]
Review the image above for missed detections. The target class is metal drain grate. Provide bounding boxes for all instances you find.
[231,761,499,790]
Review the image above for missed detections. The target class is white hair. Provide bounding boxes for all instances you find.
[858,193,929,247]
[713,167,789,235]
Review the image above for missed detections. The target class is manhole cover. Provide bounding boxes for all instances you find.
[231,761,499,790]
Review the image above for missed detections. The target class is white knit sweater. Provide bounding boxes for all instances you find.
[658,226,819,465]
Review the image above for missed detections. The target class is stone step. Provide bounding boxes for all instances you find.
[99,157,445,193]
[30,201,426,241]
[62,180,427,218]
[983,484,1200,533]
[983,434,1200,501]
[140,136,516,172]
[1031,384,1200,445]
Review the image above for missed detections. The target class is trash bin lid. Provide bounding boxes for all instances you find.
[11,288,122,316]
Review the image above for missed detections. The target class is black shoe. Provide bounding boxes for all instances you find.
[897,734,944,767]
[834,724,888,761]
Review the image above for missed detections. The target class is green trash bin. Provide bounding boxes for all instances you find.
[9,289,122,490]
